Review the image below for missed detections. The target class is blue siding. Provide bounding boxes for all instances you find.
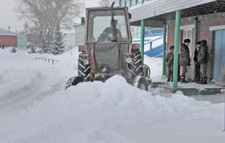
[214,30,225,82]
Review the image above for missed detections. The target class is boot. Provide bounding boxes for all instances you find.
[180,76,188,83]
[201,77,207,84]
[197,77,202,84]
[167,78,170,82]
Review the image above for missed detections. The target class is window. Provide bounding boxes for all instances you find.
[180,25,194,56]
[126,0,130,7]
[87,10,129,42]
[120,0,125,6]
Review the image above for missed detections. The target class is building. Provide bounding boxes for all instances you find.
[74,24,85,46]
[118,0,225,90]
[0,28,27,48]
[63,33,75,49]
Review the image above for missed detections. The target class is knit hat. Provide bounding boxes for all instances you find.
[184,39,190,43]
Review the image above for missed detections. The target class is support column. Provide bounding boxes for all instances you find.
[141,19,145,64]
[192,17,198,80]
[162,24,167,76]
[172,10,181,92]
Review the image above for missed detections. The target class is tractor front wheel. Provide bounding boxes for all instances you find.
[133,76,148,91]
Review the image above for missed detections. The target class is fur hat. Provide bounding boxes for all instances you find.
[201,39,207,46]
[196,41,201,45]
[170,45,174,50]
[184,39,190,43]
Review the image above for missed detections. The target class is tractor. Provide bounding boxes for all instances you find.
[66,2,151,90]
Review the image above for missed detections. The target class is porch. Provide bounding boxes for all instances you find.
[122,0,225,94]
[149,79,225,96]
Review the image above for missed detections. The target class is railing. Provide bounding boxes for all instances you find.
[131,28,164,38]
[35,57,59,65]
[132,35,164,58]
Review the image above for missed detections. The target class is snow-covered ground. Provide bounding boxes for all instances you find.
[0,47,224,143]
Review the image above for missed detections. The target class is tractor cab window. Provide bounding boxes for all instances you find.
[87,9,129,42]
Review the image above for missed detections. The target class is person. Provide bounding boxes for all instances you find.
[179,39,191,83]
[193,41,201,82]
[197,39,209,84]
[2,44,5,49]
[166,45,174,82]
[98,19,122,41]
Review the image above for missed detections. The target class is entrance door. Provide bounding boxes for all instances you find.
[213,30,225,82]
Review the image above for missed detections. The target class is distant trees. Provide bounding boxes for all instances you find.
[99,0,115,7]
[16,0,84,51]
[53,25,64,55]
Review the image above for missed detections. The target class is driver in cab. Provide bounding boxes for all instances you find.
[98,19,122,42]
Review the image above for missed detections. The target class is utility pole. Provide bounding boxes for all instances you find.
[24,22,28,35]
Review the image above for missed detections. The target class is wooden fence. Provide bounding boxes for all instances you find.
[35,57,59,65]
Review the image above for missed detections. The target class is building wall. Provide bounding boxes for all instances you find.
[74,25,85,46]
[0,35,17,47]
[63,33,75,49]
[17,34,27,48]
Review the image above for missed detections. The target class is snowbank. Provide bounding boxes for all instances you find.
[0,48,224,143]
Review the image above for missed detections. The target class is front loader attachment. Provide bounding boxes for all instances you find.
[65,76,84,90]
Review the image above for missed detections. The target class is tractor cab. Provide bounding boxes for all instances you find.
[86,7,131,43]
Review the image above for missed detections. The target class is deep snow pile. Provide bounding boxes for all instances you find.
[0,48,224,143]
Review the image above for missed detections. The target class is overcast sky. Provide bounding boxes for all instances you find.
[0,0,99,32]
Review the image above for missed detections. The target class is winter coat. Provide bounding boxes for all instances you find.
[198,40,209,64]
[193,48,199,63]
[166,52,174,71]
[179,43,190,66]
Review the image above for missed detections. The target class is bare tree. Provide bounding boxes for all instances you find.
[16,0,84,45]
[99,0,115,7]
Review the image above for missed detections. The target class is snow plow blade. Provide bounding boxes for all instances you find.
[65,76,84,90]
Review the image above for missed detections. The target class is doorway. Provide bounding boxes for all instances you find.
[213,29,225,82]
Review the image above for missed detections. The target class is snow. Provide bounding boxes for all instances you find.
[0,48,225,143]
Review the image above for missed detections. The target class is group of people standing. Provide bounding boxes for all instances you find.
[166,39,209,84]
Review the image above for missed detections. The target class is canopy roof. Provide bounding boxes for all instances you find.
[129,0,225,27]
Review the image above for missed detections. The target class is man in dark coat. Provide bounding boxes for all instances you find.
[193,41,201,82]
[179,39,191,83]
[98,19,122,42]
[166,45,174,82]
[197,40,208,84]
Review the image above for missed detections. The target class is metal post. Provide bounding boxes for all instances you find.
[141,19,145,64]
[162,24,167,76]
[172,10,181,92]
[192,17,198,80]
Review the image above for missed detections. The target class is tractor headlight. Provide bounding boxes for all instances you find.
[126,57,132,64]
[126,53,132,64]
[83,59,89,65]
